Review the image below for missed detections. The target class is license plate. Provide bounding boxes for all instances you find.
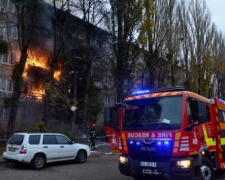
[8,147,17,152]
[143,169,152,175]
[140,161,157,167]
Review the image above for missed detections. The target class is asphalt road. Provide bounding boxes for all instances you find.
[0,152,225,180]
[0,152,132,180]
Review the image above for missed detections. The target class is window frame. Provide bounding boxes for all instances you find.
[29,135,41,145]
[43,135,57,145]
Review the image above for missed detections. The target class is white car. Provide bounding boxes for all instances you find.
[3,132,91,169]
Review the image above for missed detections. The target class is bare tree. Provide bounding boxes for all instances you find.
[188,0,211,94]
[109,0,143,102]
[69,0,110,129]
[42,0,110,132]
[208,26,225,98]
[6,0,39,138]
[177,0,191,90]
[138,0,183,89]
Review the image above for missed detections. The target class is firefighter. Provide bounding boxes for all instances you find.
[89,123,96,150]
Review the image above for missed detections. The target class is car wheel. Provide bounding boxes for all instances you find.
[200,157,214,180]
[75,150,87,163]
[32,154,46,169]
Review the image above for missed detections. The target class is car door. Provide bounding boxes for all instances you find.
[55,135,75,159]
[42,135,60,161]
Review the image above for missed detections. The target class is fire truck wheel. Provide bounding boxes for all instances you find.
[200,157,214,180]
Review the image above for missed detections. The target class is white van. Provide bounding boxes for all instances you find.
[3,132,91,169]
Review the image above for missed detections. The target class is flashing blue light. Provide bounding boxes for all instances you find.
[157,141,170,146]
[130,141,134,144]
[131,86,184,96]
[132,90,151,95]
[164,141,169,145]
[218,99,225,104]
[136,141,141,145]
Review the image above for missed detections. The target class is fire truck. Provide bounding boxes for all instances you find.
[104,86,225,180]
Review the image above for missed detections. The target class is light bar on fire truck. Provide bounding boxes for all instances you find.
[132,86,184,96]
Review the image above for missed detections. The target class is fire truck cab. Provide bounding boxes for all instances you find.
[104,86,225,180]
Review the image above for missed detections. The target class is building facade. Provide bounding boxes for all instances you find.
[0,0,18,126]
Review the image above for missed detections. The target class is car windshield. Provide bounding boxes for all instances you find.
[123,95,183,131]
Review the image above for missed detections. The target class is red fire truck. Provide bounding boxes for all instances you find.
[104,86,225,180]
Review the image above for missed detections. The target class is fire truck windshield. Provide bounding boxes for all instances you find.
[123,95,183,131]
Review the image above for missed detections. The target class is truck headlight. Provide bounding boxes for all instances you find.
[176,159,191,168]
[119,156,128,164]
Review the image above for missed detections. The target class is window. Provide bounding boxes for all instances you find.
[0,23,7,38]
[104,76,111,87]
[7,25,17,39]
[188,98,199,123]
[123,96,183,131]
[7,0,15,13]
[104,107,118,128]
[0,53,10,64]
[0,79,6,91]
[0,104,9,120]
[56,135,70,144]
[188,98,208,124]
[43,135,57,144]
[0,78,13,92]
[0,22,18,39]
[0,0,15,13]
[0,23,17,39]
[29,135,41,145]
[8,134,24,145]
[0,0,7,10]
[218,110,225,123]
[100,94,110,103]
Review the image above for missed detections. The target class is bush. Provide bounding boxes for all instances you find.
[63,131,77,142]
[28,121,57,132]
[0,145,5,154]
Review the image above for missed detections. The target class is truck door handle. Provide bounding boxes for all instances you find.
[60,146,64,148]
[43,146,48,148]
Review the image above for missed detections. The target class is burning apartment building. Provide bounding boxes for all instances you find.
[0,0,115,135]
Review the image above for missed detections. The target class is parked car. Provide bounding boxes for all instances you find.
[3,132,91,169]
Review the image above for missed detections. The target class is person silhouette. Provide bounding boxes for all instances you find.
[89,123,96,150]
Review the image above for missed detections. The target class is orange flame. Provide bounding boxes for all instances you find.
[54,70,61,81]
[23,51,49,78]
[23,50,62,100]
[53,60,63,81]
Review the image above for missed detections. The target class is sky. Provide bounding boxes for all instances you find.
[206,0,225,34]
